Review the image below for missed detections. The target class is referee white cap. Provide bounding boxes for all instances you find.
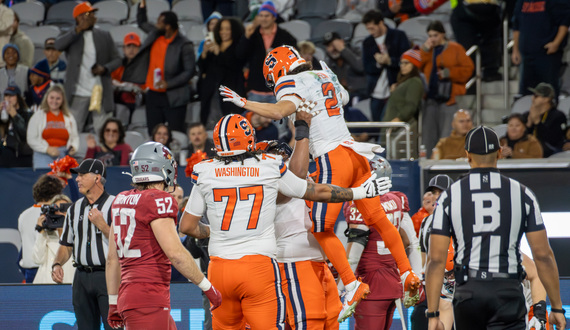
[465,125,500,155]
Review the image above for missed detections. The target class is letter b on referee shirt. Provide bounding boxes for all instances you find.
[472,193,501,233]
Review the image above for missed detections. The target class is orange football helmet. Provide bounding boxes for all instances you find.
[213,114,256,156]
[263,45,306,89]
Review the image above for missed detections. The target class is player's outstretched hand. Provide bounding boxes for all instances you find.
[205,285,222,312]
[219,85,247,108]
[107,302,123,329]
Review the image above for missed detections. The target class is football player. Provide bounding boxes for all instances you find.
[219,45,420,322]
[179,113,390,329]
[105,142,222,329]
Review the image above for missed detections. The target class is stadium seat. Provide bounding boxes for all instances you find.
[109,25,147,46]
[93,0,129,25]
[129,107,147,131]
[186,101,200,125]
[384,18,396,29]
[128,0,170,24]
[548,150,570,158]
[76,132,92,162]
[491,124,507,139]
[295,0,336,19]
[352,98,372,121]
[172,0,202,24]
[44,1,77,29]
[171,130,189,150]
[511,95,532,114]
[279,20,311,43]
[558,97,570,118]
[26,25,60,47]
[312,19,353,43]
[186,25,206,46]
[125,131,146,149]
[12,1,45,27]
[398,16,454,46]
[313,46,325,61]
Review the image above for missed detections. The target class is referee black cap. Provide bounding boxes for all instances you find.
[465,126,500,155]
[426,174,453,193]
[71,159,107,178]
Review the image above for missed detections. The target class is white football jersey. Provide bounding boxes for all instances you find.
[275,198,325,263]
[274,70,352,159]
[187,154,308,259]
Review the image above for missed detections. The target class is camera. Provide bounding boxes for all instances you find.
[40,203,72,230]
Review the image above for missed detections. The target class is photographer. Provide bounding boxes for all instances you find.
[18,174,64,283]
[32,194,75,284]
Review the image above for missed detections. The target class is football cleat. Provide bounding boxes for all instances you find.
[337,279,370,323]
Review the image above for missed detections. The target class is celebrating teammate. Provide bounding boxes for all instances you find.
[179,113,390,329]
[219,45,420,321]
[105,142,221,329]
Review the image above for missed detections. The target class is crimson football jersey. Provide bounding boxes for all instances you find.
[343,191,410,300]
[111,188,178,310]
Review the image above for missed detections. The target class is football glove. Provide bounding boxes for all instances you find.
[529,300,548,330]
[204,285,222,311]
[219,85,247,108]
[107,296,123,329]
[401,270,421,301]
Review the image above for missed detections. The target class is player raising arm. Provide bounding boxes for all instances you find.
[106,142,221,329]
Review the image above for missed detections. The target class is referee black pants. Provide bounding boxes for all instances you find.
[453,278,526,329]
[72,269,113,330]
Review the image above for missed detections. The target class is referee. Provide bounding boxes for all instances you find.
[52,159,116,330]
[425,126,566,330]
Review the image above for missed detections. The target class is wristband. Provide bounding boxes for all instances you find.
[35,225,44,232]
[294,120,309,140]
[197,277,212,291]
[551,307,566,314]
[109,294,118,305]
[52,263,61,270]
[350,186,365,200]
[425,310,440,318]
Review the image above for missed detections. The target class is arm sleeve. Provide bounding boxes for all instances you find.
[59,208,74,246]
[166,42,195,89]
[401,212,423,275]
[54,30,82,52]
[26,112,49,153]
[340,48,364,73]
[278,170,308,199]
[32,231,48,264]
[446,44,474,84]
[186,186,207,217]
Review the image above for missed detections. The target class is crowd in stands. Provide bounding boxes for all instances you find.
[0,0,568,171]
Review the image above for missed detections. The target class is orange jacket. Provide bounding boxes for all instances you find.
[411,207,430,237]
[420,41,474,106]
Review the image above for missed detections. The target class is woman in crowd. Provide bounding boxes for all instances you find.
[198,17,245,125]
[150,123,172,149]
[383,47,425,158]
[500,113,543,159]
[420,20,473,158]
[196,11,222,59]
[85,118,133,166]
[0,85,33,167]
[32,194,75,284]
[0,44,28,101]
[27,84,79,169]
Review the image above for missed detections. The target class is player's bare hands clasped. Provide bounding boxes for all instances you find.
[219,85,247,108]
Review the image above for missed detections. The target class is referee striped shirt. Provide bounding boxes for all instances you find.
[430,168,545,275]
[60,191,115,267]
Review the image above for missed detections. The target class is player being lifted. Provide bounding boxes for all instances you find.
[105,142,222,329]
[219,45,420,321]
[179,113,391,329]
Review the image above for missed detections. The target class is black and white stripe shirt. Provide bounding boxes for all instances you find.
[431,168,545,275]
[60,192,115,267]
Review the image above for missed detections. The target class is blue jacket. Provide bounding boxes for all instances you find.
[362,27,410,95]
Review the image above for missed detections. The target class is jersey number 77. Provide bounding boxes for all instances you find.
[213,185,264,231]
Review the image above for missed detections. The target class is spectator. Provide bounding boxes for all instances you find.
[27,61,52,108]
[150,123,172,149]
[450,0,502,81]
[32,194,75,284]
[85,118,133,166]
[27,84,80,169]
[198,17,245,124]
[420,20,473,157]
[500,113,543,159]
[186,122,216,158]
[122,3,194,135]
[54,2,121,134]
[0,3,14,68]
[18,174,64,283]
[243,110,278,141]
[431,109,473,160]
[511,0,570,98]
[362,9,411,123]
[323,32,366,101]
[378,0,419,24]
[297,40,322,70]
[37,38,67,84]
[522,83,567,157]
[0,43,28,101]
[383,47,424,157]
[0,84,33,167]
[111,32,143,126]
[336,0,377,23]
[237,1,296,103]
[411,191,434,237]
[196,11,221,59]
[9,13,34,68]
[563,128,570,152]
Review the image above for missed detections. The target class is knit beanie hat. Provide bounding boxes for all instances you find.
[2,43,20,60]
[401,47,421,68]
[259,1,277,17]
[205,11,222,28]
[31,60,51,80]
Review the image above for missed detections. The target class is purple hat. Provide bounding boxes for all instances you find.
[259,1,277,17]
